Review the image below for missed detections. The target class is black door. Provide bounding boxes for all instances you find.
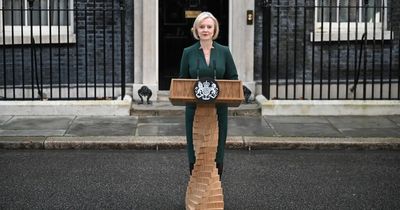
[159,0,229,90]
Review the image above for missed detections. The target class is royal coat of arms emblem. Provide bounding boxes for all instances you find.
[194,78,219,102]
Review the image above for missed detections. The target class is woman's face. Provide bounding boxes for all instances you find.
[196,17,215,41]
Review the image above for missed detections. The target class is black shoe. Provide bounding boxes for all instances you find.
[216,163,223,179]
[189,163,194,175]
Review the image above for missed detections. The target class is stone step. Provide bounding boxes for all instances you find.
[131,101,184,116]
[130,101,260,116]
[157,90,170,102]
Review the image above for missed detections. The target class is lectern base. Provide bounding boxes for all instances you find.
[185,104,224,210]
[170,78,243,210]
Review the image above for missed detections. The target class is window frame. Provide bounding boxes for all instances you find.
[0,0,75,45]
[312,0,393,42]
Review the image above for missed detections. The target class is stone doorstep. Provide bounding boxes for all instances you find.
[131,101,260,116]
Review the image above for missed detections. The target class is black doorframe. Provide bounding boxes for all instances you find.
[158,0,229,90]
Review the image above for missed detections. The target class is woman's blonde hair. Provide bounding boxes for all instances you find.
[191,12,219,40]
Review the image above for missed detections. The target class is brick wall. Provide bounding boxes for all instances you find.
[0,0,134,88]
[254,0,400,83]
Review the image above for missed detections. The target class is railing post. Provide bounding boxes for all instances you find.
[28,0,35,100]
[2,1,6,99]
[261,0,271,99]
[363,0,368,99]
[120,0,126,100]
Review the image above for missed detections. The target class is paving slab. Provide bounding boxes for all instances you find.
[71,116,138,123]
[136,116,185,136]
[0,130,66,136]
[0,116,75,130]
[264,116,330,124]
[138,116,184,124]
[339,128,400,138]
[228,116,275,136]
[136,124,185,136]
[387,115,400,126]
[272,123,344,137]
[0,116,12,125]
[66,116,138,136]
[326,116,399,129]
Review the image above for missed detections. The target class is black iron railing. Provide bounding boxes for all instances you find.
[0,0,126,100]
[261,0,400,100]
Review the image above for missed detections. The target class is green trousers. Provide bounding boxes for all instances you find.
[185,104,228,165]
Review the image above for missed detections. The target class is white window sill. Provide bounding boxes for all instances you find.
[0,34,76,45]
[310,31,394,42]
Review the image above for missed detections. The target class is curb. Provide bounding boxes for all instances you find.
[1,136,399,150]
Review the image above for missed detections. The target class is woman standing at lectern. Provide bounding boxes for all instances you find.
[179,11,238,178]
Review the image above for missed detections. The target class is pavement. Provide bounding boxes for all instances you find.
[0,102,400,150]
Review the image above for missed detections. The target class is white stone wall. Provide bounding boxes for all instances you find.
[133,0,159,102]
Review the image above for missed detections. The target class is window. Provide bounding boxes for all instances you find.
[312,0,393,41]
[0,0,75,45]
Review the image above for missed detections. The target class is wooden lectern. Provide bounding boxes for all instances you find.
[169,78,244,210]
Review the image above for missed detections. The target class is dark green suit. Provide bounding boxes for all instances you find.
[179,41,238,166]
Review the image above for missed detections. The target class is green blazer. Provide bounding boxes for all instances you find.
[179,42,238,80]
[179,42,238,164]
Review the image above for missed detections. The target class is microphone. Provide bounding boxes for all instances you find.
[197,59,200,79]
[213,60,216,80]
